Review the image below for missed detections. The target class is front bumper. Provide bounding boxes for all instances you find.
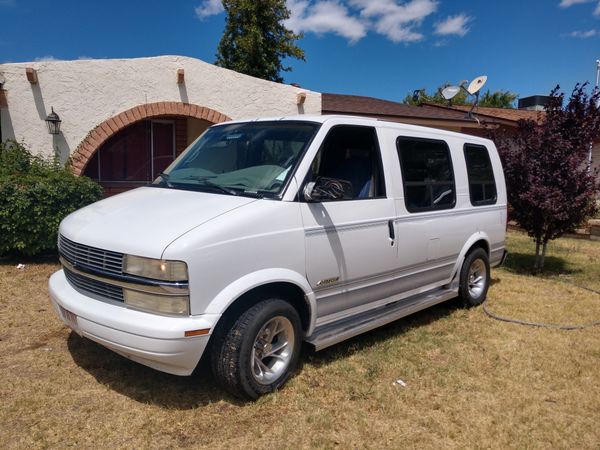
[49,270,220,376]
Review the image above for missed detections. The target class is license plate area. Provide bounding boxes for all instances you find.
[59,305,78,330]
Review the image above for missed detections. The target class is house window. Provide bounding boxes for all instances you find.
[464,143,497,206]
[396,136,456,212]
[85,120,175,183]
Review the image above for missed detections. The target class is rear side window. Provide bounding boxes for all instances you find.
[396,137,456,212]
[464,144,497,206]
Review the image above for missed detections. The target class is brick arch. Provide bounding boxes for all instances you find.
[71,102,231,175]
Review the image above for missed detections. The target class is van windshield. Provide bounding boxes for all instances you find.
[154,121,320,198]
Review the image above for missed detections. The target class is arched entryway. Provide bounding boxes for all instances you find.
[71,102,230,195]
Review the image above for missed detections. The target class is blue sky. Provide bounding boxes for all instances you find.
[1,0,599,103]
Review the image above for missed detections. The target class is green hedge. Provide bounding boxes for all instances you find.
[0,140,102,256]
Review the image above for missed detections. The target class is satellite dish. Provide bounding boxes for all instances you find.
[441,86,460,100]
[467,75,488,95]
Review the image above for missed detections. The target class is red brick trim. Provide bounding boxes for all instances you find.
[71,102,231,175]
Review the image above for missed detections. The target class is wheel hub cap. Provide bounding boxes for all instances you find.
[251,316,294,385]
[468,258,487,298]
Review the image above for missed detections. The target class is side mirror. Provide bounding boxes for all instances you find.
[303,177,353,202]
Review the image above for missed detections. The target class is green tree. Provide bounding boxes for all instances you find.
[215,0,305,82]
[403,85,518,108]
[479,90,519,108]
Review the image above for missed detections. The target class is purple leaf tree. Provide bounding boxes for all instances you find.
[495,84,600,271]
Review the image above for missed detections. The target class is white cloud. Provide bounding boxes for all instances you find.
[559,0,593,8]
[350,0,438,43]
[286,0,367,42]
[34,55,60,62]
[194,0,472,44]
[568,29,599,37]
[558,0,600,15]
[352,0,436,22]
[434,14,472,37]
[195,0,223,19]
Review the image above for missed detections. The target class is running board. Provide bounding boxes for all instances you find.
[307,287,458,351]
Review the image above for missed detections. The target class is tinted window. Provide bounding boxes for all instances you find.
[397,137,455,212]
[464,144,497,206]
[306,126,385,200]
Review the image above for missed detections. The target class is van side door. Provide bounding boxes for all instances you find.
[298,125,398,325]
[389,135,461,295]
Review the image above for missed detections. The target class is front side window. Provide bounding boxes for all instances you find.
[464,144,497,206]
[397,137,455,212]
[157,121,320,198]
[304,126,385,200]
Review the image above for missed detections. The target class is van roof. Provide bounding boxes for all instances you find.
[216,115,494,145]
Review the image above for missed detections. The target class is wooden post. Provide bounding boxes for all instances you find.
[26,67,38,84]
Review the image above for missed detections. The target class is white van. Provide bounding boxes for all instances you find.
[49,116,507,399]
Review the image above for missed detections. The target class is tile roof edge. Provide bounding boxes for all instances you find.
[421,102,542,124]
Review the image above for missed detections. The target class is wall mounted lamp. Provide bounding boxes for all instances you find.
[45,107,61,134]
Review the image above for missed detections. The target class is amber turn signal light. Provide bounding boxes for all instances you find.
[184,328,210,337]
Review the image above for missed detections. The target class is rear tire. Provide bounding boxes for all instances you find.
[210,298,302,400]
[458,248,490,307]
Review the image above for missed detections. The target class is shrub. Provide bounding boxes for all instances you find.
[0,140,102,256]
[494,84,600,271]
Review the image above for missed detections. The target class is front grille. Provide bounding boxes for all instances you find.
[64,267,124,303]
[59,234,123,276]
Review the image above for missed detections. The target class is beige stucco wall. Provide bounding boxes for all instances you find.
[0,55,321,163]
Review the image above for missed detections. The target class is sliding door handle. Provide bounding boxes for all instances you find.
[388,219,395,245]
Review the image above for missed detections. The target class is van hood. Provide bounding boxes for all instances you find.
[60,187,257,257]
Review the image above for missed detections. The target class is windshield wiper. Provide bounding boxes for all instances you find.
[157,172,173,187]
[195,179,239,196]
[179,175,264,198]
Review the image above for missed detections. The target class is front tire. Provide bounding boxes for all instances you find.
[210,298,302,400]
[458,248,490,307]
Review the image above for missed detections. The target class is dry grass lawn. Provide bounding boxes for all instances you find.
[1,230,599,449]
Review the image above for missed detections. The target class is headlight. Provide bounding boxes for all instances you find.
[123,289,189,316]
[121,255,190,316]
[123,255,188,281]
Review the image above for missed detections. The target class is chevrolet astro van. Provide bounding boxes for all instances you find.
[49,116,507,399]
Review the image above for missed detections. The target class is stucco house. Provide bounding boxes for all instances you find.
[1,55,597,196]
[0,55,320,195]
